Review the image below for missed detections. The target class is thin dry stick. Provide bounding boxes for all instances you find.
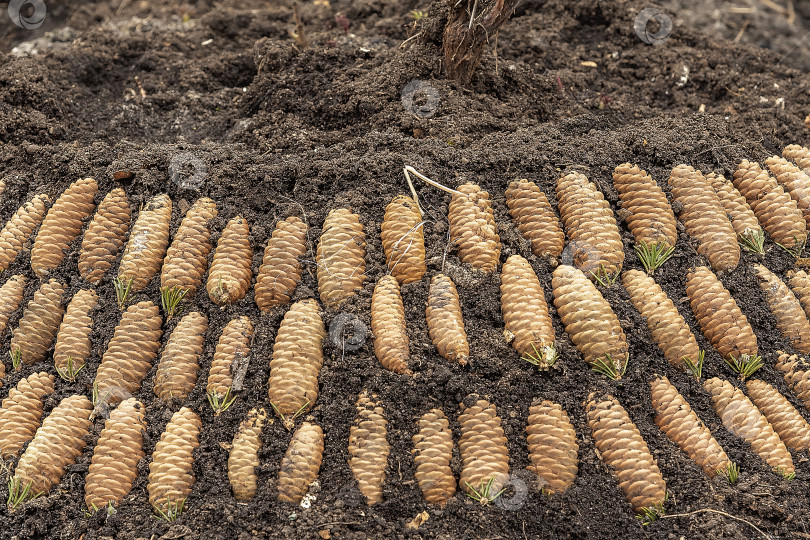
[660,509,771,539]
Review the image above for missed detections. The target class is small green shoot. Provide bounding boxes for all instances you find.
[7,477,39,510]
[738,229,765,255]
[635,242,675,274]
[56,356,84,382]
[154,498,186,522]
[522,342,558,370]
[464,476,505,506]
[113,276,133,309]
[91,381,100,406]
[682,350,705,380]
[591,353,628,380]
[207,388,237,416]
[775,238,805,259]
[270,400,311,430]
[779,469,795,481]
[590,264,620,287]
[723,354,763,381]
[408,9,426,21]
[719,462,739,485]
[9,348,22,371]
[160,286,188,320]
[637,502,665,525]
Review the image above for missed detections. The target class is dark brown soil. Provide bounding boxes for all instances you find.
[1,0,810,538]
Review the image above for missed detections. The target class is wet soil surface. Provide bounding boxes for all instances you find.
[1,0,810,538]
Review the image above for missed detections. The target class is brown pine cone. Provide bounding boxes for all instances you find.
[787,269,810,321]
[268,298,326,426]
[316,208,366,308]
[85,398,146,510]
[649,375,731,478]
[161,197,217,297]
[53,289,97,379]
[255,216,307,311]
[784,144,810,171]
[79,187,131,284]
[500,254,555,363]
[412,408,455,505]
[0,193,49,272]
[229,408,266,502]
[147,406,202,515]
[622,270,699,370]
[556,171,624,279]
[765,156,810,228]
[278,421,324,504]
[0,372,55,457]
[118,193,172,294]
[505,178,564,260]
[381,195,426,284]
[703,377,794,476]
[669,165,739,272]
[612,163,677,248]
[552,265,628,374]
[31,177,98,277]
[94,300,162,405]
[10,279,65,367]
[754,264,810,354]
[348,392,389,505]
[154,311,208,403]
[426,273,469,365]
[207,216,252,306]
[371,275,410,375]
[733,159,806,249]
[206,316,253,405]
[775,350,810,410]
[586,393,666,512]
[747,379,810,452]
[458,398,510,501]
[526,399,578,494]
[13,394,92,498]
[449,183,501,272]
[0,274,26,337]
[686,266,757,361]
[707,172,762,241]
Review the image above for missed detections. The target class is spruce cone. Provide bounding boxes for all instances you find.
[556,171,624,278]
[10,279,65,366]
[85,398,146,509]
[686,266,757,361]
[458,398,510,499]
[754,264,810,354]
[207,216,252,306]
[784,144,810,172]
[147,407,202,514]
[449,183,501,272]
[586,393,666,512]
[348,392,389,505]
[505,178,564,259]
[161,197,217,297]
[0,274,26,337]
[733,159,806,249]
[278,422,324,504]
[552,265,628,374]
[206,316,254,402]
[255,216,307,311]
[649,375,731,478]
[31,177,98,277]
[229,408,266,502]
[268,298,326,424]
[746,379,810,452]
[775,350,810,410]
[316,208,366,308]
[0,372,55,457]
[412,409,456,505]
[612,163,677,248]
[13,394,92,497]
[381,195,426,284]
[788,269,810,321]
[765,156,810,228]
[526,399,578,494]
[118,193,172,293]
[500,254,555,361]
[154,311,208,402]
[622,270,699,370]
[426,273,469,365]
[95,301,162,405]
[703,377,794,475]
[53,289,97,377]
[79,187,131,284]
[668,164,739,272]
[707,172,761,238]
[371,275,410,374]
[0,193,49,272]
